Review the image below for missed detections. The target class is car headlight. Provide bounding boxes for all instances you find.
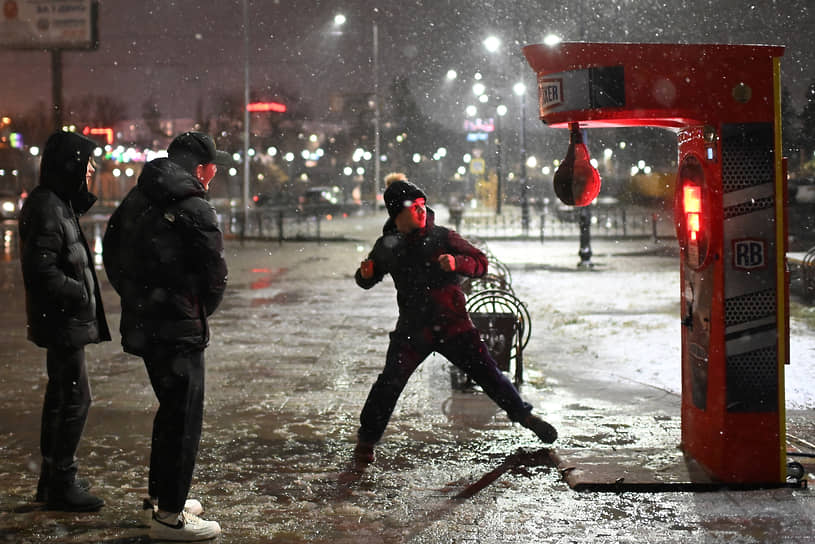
[1,201,15,213]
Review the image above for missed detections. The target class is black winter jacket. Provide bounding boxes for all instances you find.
[355,209,488,337]
[103,158,227,355]
[19,131,111,348]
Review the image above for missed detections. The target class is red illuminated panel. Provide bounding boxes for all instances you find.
[683,185,701,213]
[82,126,114,145]
[247,102,287,113]
[683,185,702,241]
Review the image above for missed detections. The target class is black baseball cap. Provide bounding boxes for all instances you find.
[167,131,231,171]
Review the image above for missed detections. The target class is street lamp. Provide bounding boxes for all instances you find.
[471,67,506,214]
[483,35,501,54]
[334,13,380,205]
[241,0,251,239]
[434,146,447,185]
[495,103,507,215]
[514,81,529,235]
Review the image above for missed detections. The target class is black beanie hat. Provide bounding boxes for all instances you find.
[384,180,427,219]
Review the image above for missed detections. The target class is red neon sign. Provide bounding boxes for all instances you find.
[82,126,114,145]
[683,184,702,242]
[247,102,287,113]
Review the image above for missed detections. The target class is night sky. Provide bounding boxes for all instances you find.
[0,0,813,128]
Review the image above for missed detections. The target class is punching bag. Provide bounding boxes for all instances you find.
[553,123,602,207]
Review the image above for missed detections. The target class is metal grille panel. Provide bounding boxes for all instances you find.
[723,196,774,220]
[726,346,778,412]
[721,124,774,193]
[725,289,776,327]
[721,122,778,413]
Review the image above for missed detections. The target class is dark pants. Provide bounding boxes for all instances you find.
[41,346,91,486]
[358,328,532,444]
[144,346,205,514]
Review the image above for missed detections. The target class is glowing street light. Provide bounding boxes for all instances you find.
[483,35,501,53]
[543,34,562,46]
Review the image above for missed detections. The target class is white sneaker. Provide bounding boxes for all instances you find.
[149,510,221,541]
[141,497,205,526]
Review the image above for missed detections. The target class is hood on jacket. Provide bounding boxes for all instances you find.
[39,131,98,204]
[137,157,207,207]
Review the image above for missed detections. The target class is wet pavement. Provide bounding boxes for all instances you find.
[0,211,814,543]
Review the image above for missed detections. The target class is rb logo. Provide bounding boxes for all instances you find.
[733,239,765,270]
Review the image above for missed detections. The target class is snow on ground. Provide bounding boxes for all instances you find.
[488,239,815,410]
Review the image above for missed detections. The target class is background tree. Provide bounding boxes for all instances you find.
[141,96,166,146]
[383,76,450,181]
[210,86,307,203]
[781,85,801,173]
[13,101,52,148]
[798,81,815,174]
[95,95,129,127]
[66,94,128,127]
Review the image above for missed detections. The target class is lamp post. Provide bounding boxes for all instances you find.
[470,75,506,215]
[483,36,505,215]
[241,0,251,240]
[495,103,507,215]
[373,21,380,206]
[514,81,529,235]
[335,14,379,206]
[434,146,447,186]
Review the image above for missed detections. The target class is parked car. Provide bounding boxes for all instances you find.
[790,177,815,204]
[788,177,815,239]
[0,147,31,220]
[0,190,22,220]
[297,186,343,216]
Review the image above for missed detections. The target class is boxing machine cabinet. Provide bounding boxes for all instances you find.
[523,42,788,484]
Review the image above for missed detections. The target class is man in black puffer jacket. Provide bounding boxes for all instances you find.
[350,177,557,467]
[19,130,110,511]
[103,132,227,541]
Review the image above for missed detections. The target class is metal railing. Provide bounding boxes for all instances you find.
[453,205,674,242]
[216,204,374,242]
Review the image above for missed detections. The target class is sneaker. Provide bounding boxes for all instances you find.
[150,510,221,542]
[46,482,104,512]
[353,441,375,464]
[522,414,558,444]
[141,497,205,526]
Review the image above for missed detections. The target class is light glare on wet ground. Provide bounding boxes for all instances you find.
[0,211,813,543]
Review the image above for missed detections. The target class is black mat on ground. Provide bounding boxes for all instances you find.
[552,448,806,492]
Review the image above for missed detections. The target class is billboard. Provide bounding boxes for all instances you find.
[0,0,98,50]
